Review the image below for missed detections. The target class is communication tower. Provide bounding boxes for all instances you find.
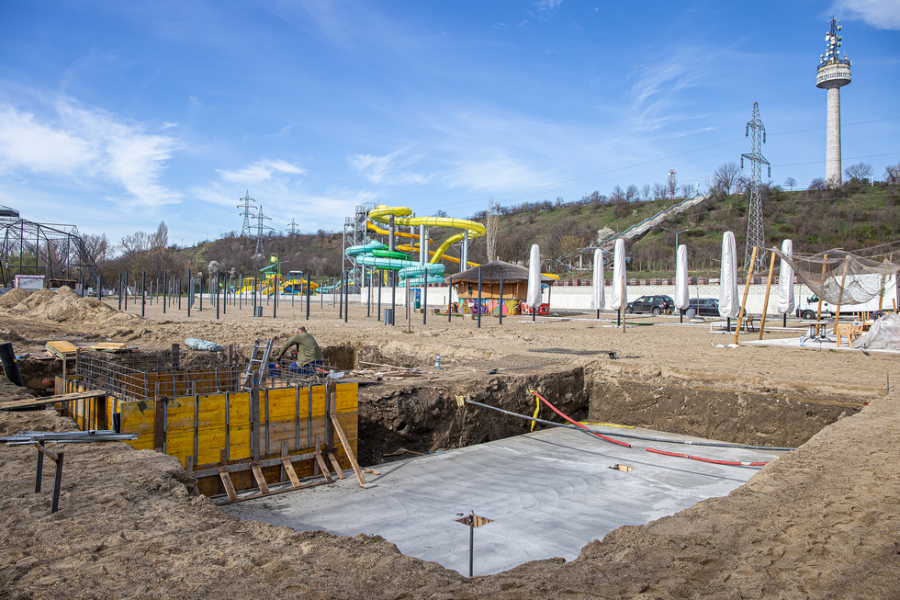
[741,102,770,273]
[237,191,256,237]
[816,18,851,187]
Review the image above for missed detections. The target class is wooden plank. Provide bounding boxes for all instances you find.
[250,462,270,494]
[0,389,106,411]
[281,457,302,488]
[153,398,166,452]
[210,477,332,505]
[218,468,238,502]
[328,453,346,479]
[191,449,321,478]
[330,413,366,485]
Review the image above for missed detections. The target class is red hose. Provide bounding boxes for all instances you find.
[646,447,768,467]
[529,390,770,466]
[530,390,631,448]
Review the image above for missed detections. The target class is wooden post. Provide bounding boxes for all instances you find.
[758,249,777,340]
[815,254,829,334]
[733,246,758,345]
[833,257,851,335]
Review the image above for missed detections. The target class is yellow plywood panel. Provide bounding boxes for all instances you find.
[335,383,359,412]
[165,397,197,430]
[266,388,302,421]
[120,400,155,451]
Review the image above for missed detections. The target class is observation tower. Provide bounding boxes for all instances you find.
[816,18,851,186]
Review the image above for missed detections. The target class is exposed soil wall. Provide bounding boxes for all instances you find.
[586,363,863,448]
[358,367,587,465]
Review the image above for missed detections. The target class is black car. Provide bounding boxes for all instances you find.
[686,297,720,317]
[625,295,674,315]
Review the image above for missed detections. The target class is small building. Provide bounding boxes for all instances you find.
[447,261,553,316]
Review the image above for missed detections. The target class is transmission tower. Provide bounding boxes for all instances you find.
[740,101,771,272]
[237,190,256,237]
[254,205,274,256]
[287,218,299,236]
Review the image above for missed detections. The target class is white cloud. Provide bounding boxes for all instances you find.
[348,146,432,185]
[834,0,900,30]
[448,153,550,192]
[0,99,181,206]
[534,0,563,11]
[217,158,306,184]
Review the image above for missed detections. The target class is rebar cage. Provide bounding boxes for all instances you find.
[75,347,338,402]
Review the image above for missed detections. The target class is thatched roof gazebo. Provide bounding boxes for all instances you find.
[446,260,552,300]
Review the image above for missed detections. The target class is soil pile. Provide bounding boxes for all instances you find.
[0,288,32,307]
[3,287,143,327]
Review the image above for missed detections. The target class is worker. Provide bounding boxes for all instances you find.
[275,326,324,374]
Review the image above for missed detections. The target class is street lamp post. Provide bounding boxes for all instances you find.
[662,227,693,269]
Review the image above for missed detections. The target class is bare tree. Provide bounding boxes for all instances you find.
[652,182,667,200]
[120,231,150,255]
[885,161,900,184]
[809,177,827,191]
[151,221,168,250]
[784,177,797,190]
[713,162,741,195]
[610,185,626,203]
[641,184,651,201]
[626,185,639,202]
[678,183,694,198]
[81,233,110,263]
[844,162,873,182]
[485,199,500,262]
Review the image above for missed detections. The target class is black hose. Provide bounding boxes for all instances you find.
[0,342,24,387]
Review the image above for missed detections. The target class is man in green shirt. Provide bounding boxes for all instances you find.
[275,326,324,374]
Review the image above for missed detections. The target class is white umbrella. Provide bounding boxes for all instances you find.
[591,249,605,315]
[526,244,542,316]
[719,231,739,318]
[776,239,795,316]
[674,244,689,314]
[611,239,627,310]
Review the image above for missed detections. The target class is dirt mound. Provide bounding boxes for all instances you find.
[0,288,32,307]
[6,286,143,327]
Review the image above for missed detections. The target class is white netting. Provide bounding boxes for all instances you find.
[770,248,900,305]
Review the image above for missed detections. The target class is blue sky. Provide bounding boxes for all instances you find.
[1,0,898,249]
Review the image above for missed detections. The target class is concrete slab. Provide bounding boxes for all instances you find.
[223,427,785,576]
[741,334,900,354]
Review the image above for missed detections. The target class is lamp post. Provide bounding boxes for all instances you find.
[662,227,693,269]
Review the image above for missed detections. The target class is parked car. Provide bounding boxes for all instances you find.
[625,295,674,315]
[686,297,720,317]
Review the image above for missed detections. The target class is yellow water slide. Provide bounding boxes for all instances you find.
[367,205,486,265]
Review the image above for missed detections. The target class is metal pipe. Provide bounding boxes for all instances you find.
[477,266,482,328]
[468,511,474,577]
[141,271,146,317]
[499,275,504,325]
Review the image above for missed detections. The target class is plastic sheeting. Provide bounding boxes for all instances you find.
[674,244,689,311]
[611,239,627,310]
[185,338,224,352]
[776,239,795,315]
[591,248,605,310]
[770,248,900,305]
[526,244,542,308]
[719,232,739,318]
[855,313,900,350]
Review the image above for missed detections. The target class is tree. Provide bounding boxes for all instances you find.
[884,161,900,184]
[151,221,168,250]
[120,231,150,255]
[713,162,741,195]
[678,183,694,198]
[809,177,826,191]
[652,182,667,201]
[641,184,651,201]
[626,185,639,202]
[610,185,626,203]
[784,177,797,190]
[844,162,873,183]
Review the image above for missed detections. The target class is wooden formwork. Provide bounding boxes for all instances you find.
[58,377,360,499]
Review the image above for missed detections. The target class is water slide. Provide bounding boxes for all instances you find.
[345,240,446,286]
[367,205,486,265]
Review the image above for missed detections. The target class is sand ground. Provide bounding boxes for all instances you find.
[1,288,898,598]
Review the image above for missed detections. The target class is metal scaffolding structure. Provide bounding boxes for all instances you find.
[342,202,377,292]
[0,206,103,288]
[741,102,770,273]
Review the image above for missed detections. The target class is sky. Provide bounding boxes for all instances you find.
[0,0,898,250]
